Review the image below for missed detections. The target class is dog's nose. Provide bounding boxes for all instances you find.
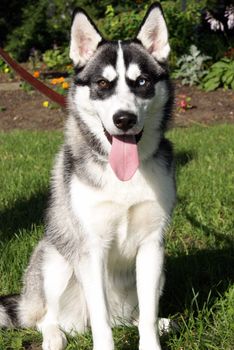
[113,111,137,132]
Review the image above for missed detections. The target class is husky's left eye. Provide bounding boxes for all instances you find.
[136,77,149,87]
[97,79,110,89]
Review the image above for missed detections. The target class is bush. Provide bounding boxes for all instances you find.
[42,47,70,70]
[3,0,234,64]
[162,0,207,67]
[5,0,60,61]
[97,4,146,40]
[197,1,234,60]
[172,45,211,86]
[201,57,234,91]
[4,0,146,61]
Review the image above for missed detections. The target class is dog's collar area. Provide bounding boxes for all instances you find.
[104,128,143,144]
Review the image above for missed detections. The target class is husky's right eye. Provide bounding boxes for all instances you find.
[97,79,110,89]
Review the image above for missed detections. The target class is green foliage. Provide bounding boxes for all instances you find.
[97,0,212,67]
[19,81,34,93]
[172,45,211,86]
[42,47,70,70]
[0,0,29,47]
[28,49,42,71]
[4,0,146,61]
[197,31,232,63]
[0,58,15,80]
[2,0,234,64]
[167,285,234,349]
[197,0,234,61]
[0,58,9,73]
[5,0,82,61]
[202,58,234,91]
[162,0,207,66]
[5,0,55,61]
[97,4,146,40]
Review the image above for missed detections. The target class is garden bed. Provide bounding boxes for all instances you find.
[0,78,233,131]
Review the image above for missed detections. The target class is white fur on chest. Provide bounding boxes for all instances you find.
[70,159,174,261]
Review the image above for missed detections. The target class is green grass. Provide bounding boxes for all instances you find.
[0,125,233,350]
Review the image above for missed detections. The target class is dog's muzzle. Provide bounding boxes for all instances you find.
[113,111,137,132]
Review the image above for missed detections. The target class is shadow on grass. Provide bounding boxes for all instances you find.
[175,150,196,169]
[162,232,234,316]
[160,149,233,314]
[0,190,48,242]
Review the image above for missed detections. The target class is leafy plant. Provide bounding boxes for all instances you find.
[172,45,211,86]
[42,47,70,70]
[0,58,10,73]
[162,0,208,66]
[20,81,34,93]
[0,58,15,80]
[201,3,234,58]
[97,5,145,40]
[202,57,234,91]
[28,49,42,71]
[0,58,6,71]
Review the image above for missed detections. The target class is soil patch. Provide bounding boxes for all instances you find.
[0,77,233,131]
[174,82,234,127]
[0,89,65,131]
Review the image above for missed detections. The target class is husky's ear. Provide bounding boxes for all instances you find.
[136,3,170,62]
[69,8,102,66]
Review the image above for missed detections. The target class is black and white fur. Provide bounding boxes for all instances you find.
[0,3,176,350]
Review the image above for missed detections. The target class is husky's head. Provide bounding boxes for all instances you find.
[68,3,172,181]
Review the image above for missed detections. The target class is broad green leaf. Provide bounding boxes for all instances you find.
[203,78,220,91]
[211,61,229,69]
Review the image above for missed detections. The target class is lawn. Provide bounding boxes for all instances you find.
[0,125,233,350]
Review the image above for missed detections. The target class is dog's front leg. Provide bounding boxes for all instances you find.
[136,238,164,350]
[76,248,114,350]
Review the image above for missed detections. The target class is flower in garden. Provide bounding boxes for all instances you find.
[43,101,49,108]
[57,77,65,83]
[62,82,69,89]
[205,11,224,31]
[33,71,40,78]
[225,5,234,30]
[51,77,65,85]
[180,99,187,109]
[177,95,192,112]
[4,67,10,73]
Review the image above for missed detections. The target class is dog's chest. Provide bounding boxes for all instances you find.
[70,164,169,259]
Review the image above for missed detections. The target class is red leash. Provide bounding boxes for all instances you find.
[0,47,66,108]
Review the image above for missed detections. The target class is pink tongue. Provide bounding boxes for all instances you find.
[109,135,139,181]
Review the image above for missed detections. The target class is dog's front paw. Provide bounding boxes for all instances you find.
[93,341,114,350]
[93,337,114,350]
[139,335,162,350]
[93,345,114,350]
[42,325,67,350]
[139,344,161,350]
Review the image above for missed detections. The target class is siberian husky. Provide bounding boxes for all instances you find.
[0,3,176,350]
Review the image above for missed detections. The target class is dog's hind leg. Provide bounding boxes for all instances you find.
[37,246,73,350]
